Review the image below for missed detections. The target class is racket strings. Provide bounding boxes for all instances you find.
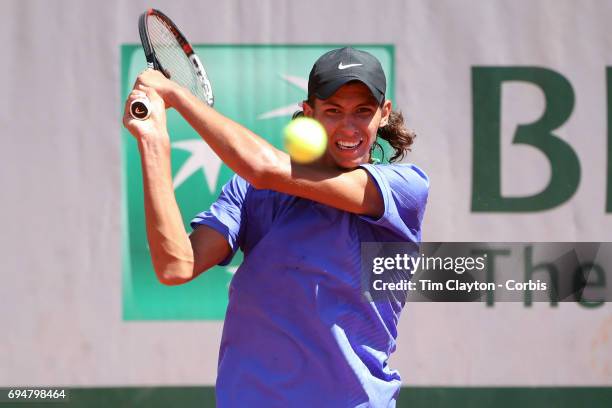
[147,16,208,102]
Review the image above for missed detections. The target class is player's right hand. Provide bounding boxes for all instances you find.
[123,85,169,143]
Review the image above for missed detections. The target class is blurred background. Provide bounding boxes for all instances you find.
[2,0,611,406]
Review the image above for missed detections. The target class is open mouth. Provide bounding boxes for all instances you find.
[335,138,364,151]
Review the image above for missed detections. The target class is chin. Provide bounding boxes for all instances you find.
[333,156,367,170]
[323,150,369,169]
[335,163,356,170]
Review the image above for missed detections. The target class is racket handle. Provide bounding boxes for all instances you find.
[130,97,151,120]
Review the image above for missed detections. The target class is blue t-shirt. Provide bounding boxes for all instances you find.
[191,163,429,408]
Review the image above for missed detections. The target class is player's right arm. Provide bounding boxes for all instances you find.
[123,86,231,285]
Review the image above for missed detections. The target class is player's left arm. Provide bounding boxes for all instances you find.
[135,70,384,218]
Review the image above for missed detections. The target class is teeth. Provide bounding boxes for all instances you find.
[336,139,363,150]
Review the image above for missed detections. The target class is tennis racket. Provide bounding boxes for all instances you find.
[129,9,214,120]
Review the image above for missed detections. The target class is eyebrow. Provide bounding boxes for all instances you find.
[320,101,343,108]
[319,100,377,108]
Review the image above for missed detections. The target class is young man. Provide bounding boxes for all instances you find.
[123,47,428,407]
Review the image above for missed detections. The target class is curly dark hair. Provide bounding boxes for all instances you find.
[294,96,416,164]
[373,110,416,163]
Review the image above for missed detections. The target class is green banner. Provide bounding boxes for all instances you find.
[121,45,395,320]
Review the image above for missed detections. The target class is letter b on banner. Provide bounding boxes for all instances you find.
[472,67,580,212]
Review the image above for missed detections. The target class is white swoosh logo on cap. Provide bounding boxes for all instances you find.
[338,63,363,70]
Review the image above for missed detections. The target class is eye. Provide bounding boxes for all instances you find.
[356,107,375,115]
[325,108,341,115]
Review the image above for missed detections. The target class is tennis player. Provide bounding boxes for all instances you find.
[123,47,428,407]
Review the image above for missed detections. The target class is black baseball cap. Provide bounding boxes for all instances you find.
[308,47,387,104]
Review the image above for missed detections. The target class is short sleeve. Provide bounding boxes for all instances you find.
[190,174,250,266]
[358,163,429,242]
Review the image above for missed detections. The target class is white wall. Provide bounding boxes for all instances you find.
[1,0,611,387]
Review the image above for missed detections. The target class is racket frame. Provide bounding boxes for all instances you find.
[138,9,214,107]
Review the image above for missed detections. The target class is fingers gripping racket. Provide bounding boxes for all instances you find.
[129,9,214,120]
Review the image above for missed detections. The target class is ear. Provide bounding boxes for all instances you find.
[379,99,392,127]
[302,100,314,118]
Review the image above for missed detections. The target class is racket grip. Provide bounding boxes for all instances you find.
[130,97,151,120]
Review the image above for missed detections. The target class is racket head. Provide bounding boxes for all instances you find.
[137,9,214,106]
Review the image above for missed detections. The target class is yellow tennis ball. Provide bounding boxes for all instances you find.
[283,117,328,163]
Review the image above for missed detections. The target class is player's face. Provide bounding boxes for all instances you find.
[305,82,391,169]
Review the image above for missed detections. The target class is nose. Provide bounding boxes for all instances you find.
[337,115,359,137]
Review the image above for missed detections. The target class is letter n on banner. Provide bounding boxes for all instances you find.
[471,67,580,212]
